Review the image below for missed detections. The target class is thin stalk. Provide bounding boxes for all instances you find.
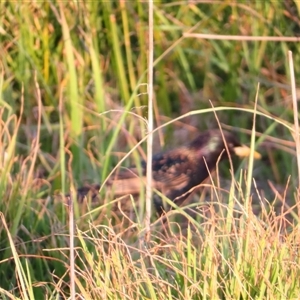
[145,0,154,242]
[288,51,300,188]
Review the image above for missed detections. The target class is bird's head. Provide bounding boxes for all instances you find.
[189,129,261,162]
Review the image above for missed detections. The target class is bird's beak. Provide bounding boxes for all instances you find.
[233,145,261,160]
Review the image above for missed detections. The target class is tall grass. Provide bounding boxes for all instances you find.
[0,1,299,299]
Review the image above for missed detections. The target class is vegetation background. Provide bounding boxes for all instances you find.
[0,1,299,299]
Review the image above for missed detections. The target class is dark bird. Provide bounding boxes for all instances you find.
[74,129,261,217]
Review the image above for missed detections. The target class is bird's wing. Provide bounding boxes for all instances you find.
[80,147,195,200]
[151,149,194,193]
[106,149,193,197]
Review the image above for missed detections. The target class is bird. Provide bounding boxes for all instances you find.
[72,129,261,218]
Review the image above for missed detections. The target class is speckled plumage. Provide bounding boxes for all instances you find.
[143,130,243,213]
[74,129,260,216]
